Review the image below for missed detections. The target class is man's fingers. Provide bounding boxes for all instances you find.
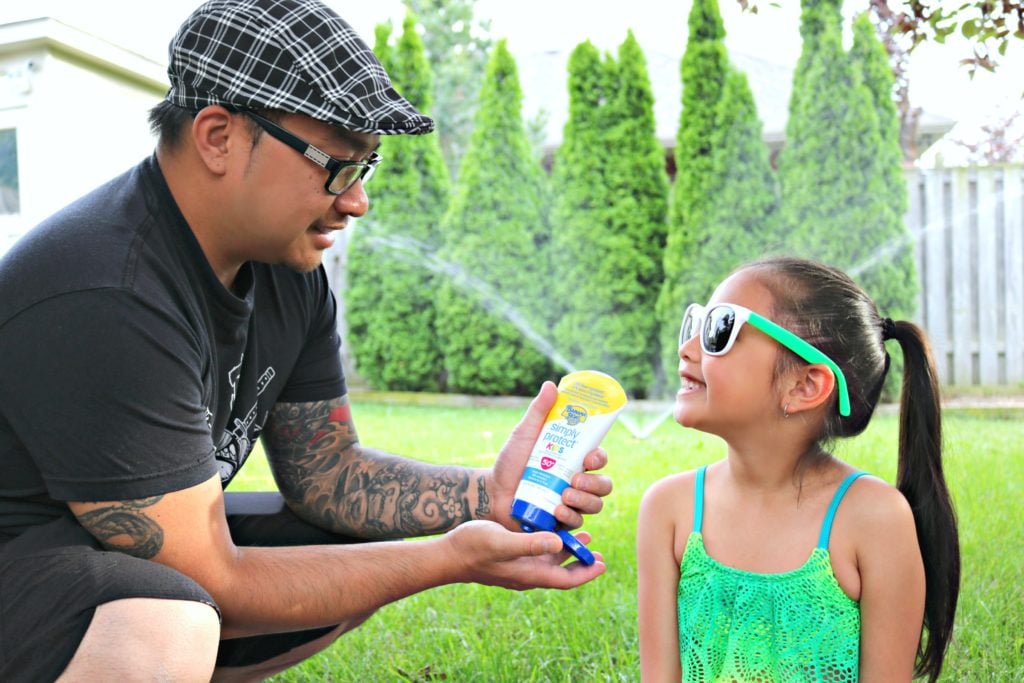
[512,381,557,442]
[571,472,613,497]
[519,529,595,561]
[581,447,609,473]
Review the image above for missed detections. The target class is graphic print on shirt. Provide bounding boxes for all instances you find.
[215,365,276,482]
[227,358,242,412]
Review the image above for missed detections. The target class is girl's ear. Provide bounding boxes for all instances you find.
[782,363,837,416]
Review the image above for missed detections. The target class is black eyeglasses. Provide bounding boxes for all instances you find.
[241,110,381,196]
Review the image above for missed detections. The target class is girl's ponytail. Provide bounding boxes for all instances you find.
[891,320,960,683]
[747,258,961,680]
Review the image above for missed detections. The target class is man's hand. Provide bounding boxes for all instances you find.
[444,520,606,590]
[488,382,613,531]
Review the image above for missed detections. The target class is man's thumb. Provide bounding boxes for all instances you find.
[511,381,557,444]
[523,530,562,556]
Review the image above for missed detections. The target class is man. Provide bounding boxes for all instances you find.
[0,1,611,680]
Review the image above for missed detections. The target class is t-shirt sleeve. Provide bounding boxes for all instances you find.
[0,288,218,501]
[275,267,346,403]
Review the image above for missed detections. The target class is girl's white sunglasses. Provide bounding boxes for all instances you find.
[680,303,851,417]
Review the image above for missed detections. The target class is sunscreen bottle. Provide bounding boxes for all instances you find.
[511,370,627,565]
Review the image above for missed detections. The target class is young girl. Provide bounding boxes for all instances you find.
[637,257,960,682]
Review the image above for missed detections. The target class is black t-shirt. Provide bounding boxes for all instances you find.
[0,155,346,537]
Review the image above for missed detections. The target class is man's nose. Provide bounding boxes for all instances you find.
[333,179,369,218]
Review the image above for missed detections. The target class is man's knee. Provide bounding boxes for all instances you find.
[212,608,377,682]
[59,597,220,682]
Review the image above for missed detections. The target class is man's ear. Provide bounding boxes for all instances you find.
[783,363,837,416]
[191,106,241,176]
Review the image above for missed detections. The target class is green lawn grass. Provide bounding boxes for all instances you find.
[230,401,1024,682]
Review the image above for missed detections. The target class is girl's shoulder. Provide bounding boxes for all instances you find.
[831,468,918,552]
[638,467,712,565]
[837,470,914,525]
[639,465,710,530]
[641,467,701,503]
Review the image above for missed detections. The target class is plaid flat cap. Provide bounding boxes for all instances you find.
[165,0,434,135]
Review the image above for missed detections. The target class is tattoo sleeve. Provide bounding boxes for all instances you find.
[263,396,490,539]
[77,496,165,559]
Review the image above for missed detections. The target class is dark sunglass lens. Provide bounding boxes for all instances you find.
[704,308,735,353]
[679,317,693,346]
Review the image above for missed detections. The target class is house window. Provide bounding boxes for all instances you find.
[0,129,19,215]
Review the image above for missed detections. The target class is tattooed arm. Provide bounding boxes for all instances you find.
[263,386,613,540]
[263,395,491,538]
[74,496,166,558]
[65,384,608,637]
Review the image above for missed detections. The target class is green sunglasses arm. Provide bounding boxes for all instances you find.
[747,313,852,417]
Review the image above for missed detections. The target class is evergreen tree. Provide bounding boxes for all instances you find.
[606,33,671,395]
[687,69,781,303]
[434,40,554,395]
[777,8,890,282]
[345,16,451,391]
[788,0,845,146]
[550,34,668,397]
[549,39,607,335]
[850,12,919,397]
[371,22,394,76]
[849,12,918,319]
[402,0,494,180]
[657,0,730,379]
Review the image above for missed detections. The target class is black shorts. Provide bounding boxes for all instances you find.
[0,492,367,682]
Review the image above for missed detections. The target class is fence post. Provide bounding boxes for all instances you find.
[976,168,1000,383]
[1006,167,1024,384]
[949,169,974,384]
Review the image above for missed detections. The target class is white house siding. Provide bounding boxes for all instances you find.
[0,18,167,255]
[0,51,34,250]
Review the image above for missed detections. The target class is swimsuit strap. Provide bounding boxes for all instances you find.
[693,465,708,533]
[817,471,868,549]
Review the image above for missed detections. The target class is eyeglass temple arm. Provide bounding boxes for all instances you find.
[747,313,852,417]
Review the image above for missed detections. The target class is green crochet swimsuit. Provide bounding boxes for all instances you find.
[677,465,866,682]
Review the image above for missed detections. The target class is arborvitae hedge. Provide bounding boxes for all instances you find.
[686,69,780,301]
[605,33,671,395]
[849,12,918,321]
[851,12,918,398]
[777,12,887,271]
[658,0,730,381]
[549,40,607,346]
[433,40,555,395]
[345,16,451,391]
[792,0,844,91]
[401,0,493,180]
[548,33,668,397]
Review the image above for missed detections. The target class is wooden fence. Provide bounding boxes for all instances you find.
[907,165,1024,386]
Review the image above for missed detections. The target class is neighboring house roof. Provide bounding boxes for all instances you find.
[0,16,167,94]
[917,97,1024,167]
[918,109,957,136]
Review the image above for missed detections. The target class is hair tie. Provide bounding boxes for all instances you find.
[881,317,897,341]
